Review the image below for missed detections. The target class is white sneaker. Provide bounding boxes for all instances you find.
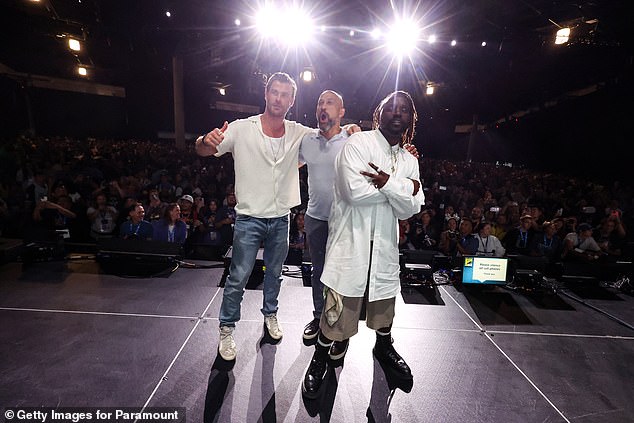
[218,326,237,361]
[264,313,283,340]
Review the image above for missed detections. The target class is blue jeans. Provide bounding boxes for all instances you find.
[219,214,290,327]
[304,214,328,319]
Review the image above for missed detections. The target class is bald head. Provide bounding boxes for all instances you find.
[316,90,345,135]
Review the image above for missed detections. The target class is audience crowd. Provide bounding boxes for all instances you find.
[0,135,632,280]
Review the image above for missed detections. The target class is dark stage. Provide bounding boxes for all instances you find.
[1,255,633,423]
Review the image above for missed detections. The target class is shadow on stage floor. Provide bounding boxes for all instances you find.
[1,257,634,422]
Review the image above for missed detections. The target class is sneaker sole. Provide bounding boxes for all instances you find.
[218,349,236,361]
[264,323,283,340]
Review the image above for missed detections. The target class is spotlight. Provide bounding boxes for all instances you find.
[165,10,171,18]
[481,41,487,47]
[386,19,419,57]
[427,34,436,44]
[426,83,434,95]
[301,69,313,82]
[555,27,571,44]
[450,39,457,46]
[349,30,355,37]
[77,66,87,76]
[218,87,226,96]
[234,18,241,26]
[370,28,382,39]
[68,38,81,52]
[255,5,277,38]
[256,5,314,46]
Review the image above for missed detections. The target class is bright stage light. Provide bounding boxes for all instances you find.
[256,6,314,46]
[219,87,226,96]
[481,41,487,47]
[386,19,420,57]
[555,27,570,44]
[165,11,171,18]
[256,6,278,38]
[301,69,313,82]
[77,66,87,76]
[450,39,457,46]
[427,34,436,44]
[371,28,382,39]
[426,83,434,95]
[68,38,81,52]
[234,18,241,26]
[284,8,314,45]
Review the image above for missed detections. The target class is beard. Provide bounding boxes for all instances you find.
[318,111,335,132]
[319,119,335,133]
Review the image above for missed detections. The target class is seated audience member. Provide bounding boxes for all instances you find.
[144,189,166,222]
[119,202,153,240]
[87,192,118,239]
[503,214,536,256]
[470,206,485,226]
[490,212,510,241]
[215,192,237,251]
[529,221,563,262]
[178,194,202,237]
[114,196,138,234]
[443,205,460,223]
[474,221,506,257]
[199,198,221,246]
[561,222,601,262]
[32,195,77,239]
[594,216,626,259]
[411,209,440,250]
[438,216,460,257]
[286,212,306,265]
[529,205,546,230]
[399,219,416,250]
[152,203,187,244]
[456,218,479,258]
[155,172,176,202]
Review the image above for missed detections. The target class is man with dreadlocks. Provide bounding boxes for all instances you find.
[302,91,425,399]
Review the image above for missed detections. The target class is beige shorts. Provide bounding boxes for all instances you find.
[319,289,395,341]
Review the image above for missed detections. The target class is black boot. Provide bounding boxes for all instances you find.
[373,331,412,381]
[302,336,331,399]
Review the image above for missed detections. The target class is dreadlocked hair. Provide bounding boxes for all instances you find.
[372,90,418,146]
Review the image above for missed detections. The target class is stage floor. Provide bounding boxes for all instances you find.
[1,258,633,422]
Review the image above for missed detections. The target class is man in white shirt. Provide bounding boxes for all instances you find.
[196,72,314,361]
[299,91,419,360]
[302,91,425,399]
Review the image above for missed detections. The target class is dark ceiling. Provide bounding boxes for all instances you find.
[0,0,631,134]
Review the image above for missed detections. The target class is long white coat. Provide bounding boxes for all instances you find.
[321,129,425,301]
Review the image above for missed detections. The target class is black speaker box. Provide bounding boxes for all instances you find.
[96,238,184,277]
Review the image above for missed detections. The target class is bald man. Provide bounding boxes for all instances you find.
[298,90,351,359]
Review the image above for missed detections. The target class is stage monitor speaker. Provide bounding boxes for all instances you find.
[96,238,184,277]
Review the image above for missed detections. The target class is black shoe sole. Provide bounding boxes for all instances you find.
[302,330,319,340]
[373,348,413,381]
[301,380,322,400]
[329,343,348,361]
